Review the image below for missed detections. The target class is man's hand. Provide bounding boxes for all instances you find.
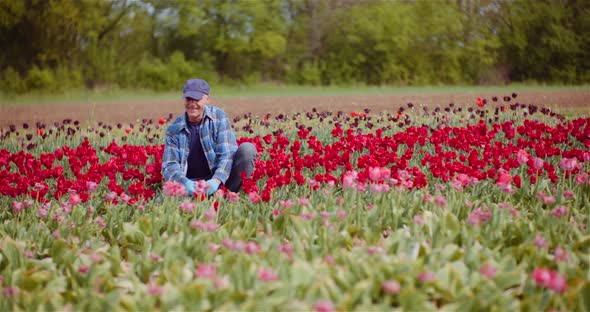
[183,180,196,196]
[206,179,221,195]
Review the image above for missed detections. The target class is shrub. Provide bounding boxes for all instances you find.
[0,66,27,94]
[26,65,58,92]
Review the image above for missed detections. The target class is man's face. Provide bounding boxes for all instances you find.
[184,95,209,122]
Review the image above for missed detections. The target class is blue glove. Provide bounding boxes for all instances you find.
[183,180,196,196]
[206,179,221,195]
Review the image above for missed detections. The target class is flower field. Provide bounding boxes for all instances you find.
[1,96,589,311]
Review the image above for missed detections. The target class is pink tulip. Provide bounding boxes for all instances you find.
[554,246,569,262]
[575,173,588,185]
[280,199,294,209]
[548,272,568,293]
[204,207,216,220]
[532,267,551,286]
[105,192,118,202]
[516,149,529,164]
[214,276,230,289]
[434,195,447,208]
[86,181,98,193]
[533,157,544,169]
[257,268,279,282]
[248,192,261,203]
[418,271,435,282]
[468,207,492,226]
[12,201,24,213]
[24,250,34,258]
[95,216,106,229]
[162,181,187,197]
[298,197,310,206]
[369,167,381,181]
[543,195,556,205]
[451,179,463,192]
[308,179,321,189]
[382,280,401,294]
[551,206,567,217]
[37,208,48,218]
[496,171,512,187]
[226,191,239,202]
[195,264,217,279]
[245,241,261,254]
[90,253,103,263]
[498,202,511,209]
[232,241,246,252]
[299,212,315,220]
[379,167,391,179]
[370,183,389,193]
[534,234,548,249]
[149,253,163,262]
[314,300,335,312]
[221,238,234,250]
[279,243,293,258]
[355,183,367,192]
[532,268,567,293]
[78,265,90,274]
[2,286,19,298]
[398,170,411,181]
[195,180,210,194]
[559,157,578,171]
[179,200,195,213]
[336,209,346,221]
[562,190,575,199]
[147,282,164,296]
[413,214,424,225]
[479,264,497,278]
[203,222,220,232]
[367,246,384,255]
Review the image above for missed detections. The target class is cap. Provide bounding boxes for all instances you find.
[182,79,210,100]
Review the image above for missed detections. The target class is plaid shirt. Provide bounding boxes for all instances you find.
[162,105,237,185]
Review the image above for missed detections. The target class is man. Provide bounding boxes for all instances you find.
[162,78,256,195]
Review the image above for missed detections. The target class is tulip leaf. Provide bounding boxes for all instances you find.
[580,282,590,312]
[0,237,24,271]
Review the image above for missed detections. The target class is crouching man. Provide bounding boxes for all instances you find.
[162,78,256,195]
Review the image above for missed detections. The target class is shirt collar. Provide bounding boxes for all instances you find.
[181,106,214,132]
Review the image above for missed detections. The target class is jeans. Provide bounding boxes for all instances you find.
[190,142,256,193]
[225,142,257,192]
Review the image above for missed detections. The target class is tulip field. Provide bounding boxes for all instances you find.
[1,95,589,311]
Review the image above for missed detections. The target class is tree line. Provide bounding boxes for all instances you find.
[0,0,588,94]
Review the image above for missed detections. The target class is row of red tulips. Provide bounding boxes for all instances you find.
[1,116,588,206]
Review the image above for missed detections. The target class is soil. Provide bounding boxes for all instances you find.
[1,89,588,129]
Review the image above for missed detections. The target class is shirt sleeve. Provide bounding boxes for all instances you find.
[212,112,238,183]
[162,133,191,185]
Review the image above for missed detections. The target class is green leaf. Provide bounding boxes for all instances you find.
[122,222,145,248]
[50,239,70,267]
[0,237,24,271]
[399,286,428,311]
[579,282,590,312]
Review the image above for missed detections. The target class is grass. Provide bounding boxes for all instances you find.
[1,83,588,106]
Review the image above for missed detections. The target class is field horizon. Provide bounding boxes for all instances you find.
[0,85,588,130]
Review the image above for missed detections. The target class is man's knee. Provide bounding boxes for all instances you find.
[235,142,257,162]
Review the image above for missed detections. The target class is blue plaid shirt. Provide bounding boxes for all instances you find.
[162,105,237,185]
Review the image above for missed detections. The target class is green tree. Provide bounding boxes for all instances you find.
[496,0,588,83]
